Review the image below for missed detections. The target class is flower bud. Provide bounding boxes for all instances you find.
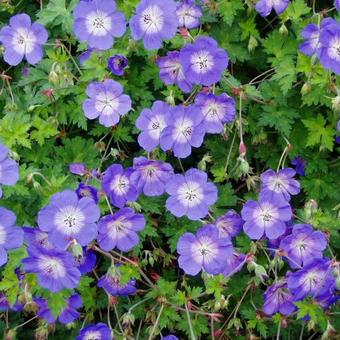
[239,142,247,156]
[279,23,288,35]
[238,158,250,175]
[301,82,311,95]
[304,199,318,219]
[122,312,135,326]
[165,91,176,106]
[254,264,268,283]
[48,70,59,85]
[331,95,340,111]
[5,329,16,340]
[71,243,83,258]
[248,36,258,52]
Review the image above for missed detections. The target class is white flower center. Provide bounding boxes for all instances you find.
[12,27,36,54]
[216,219,232,237]
[54,206,85,235]
[86,11,112,36]
[329,36,340,60]
[304,270,322,290]
[38,256,66,278]
[108,217,131,239]
[173,117,193,143]
[191,236,218,264]
[164,60,185,81]
[147,115,166,140]
[268,176,287,193]
[95,92,119,116]
[0,225,7,245]
[110,174,130,195]
[203,101,225,122]
[191,50,214,74]
[178,180,203,207]
[84,331,102,340]
[140,5,164,34]
[254,202,278,226]
[177,4,198,27]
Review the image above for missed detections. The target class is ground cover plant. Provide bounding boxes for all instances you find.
[0,0,340,339]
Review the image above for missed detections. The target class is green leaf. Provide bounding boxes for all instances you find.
[37,0,78,34]
[302,115,335,151]
[47,291,69,319]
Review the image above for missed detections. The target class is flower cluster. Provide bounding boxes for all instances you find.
[0,0,339,337]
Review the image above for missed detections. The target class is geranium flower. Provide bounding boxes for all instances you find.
[176,0,202,29]
[319,19,340,74]
[291,156,306,176]
[165,168,218,220]
[73,0,126,50]
[76,323,112,340]
[22,246,81,292]
[98,273,137,296]
[194,93,236,133]
[255,0,290,17]
[76,183,99,204]
[157,51,193,93]
[0,143,19,198]
[241,191,292,240]
[287,258,336,301]
[0,207,24,266]
[83,79,132,127]
[260,168,300,201]
[160,105,205,159]
[0,13,48,65]
[136,101,171,152]
[37,190,100,249]
[108,54,128,76]
[129,0,178,50]
[222,252,247,277]
[23,227,53,250]
[102,164,139,208]
[130,157,174,196]
[280,224,327,268]
[299,19,337,57]
[177,225,233,275]
[97,208,145,252]
[214,210,244,238]
[179,36,228,86]
[73,249,97,274]
[262,280,296,316]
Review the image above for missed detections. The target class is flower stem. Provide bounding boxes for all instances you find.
[185,303,197,340]
[147,304,164,340]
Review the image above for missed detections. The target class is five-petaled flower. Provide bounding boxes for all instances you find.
[241,191,292,240]
[0,13,48,66]
[130,0,178,50]
[37,190,100,249]
[83,79,132,127]
[73,0,126,50]
[179,36,229,86]
[177,225,233,275]
[165,168,218,220]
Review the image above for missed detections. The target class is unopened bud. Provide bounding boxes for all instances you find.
[304,199,318,219]
[248,36,258,52]
[179,27,190,38]
[48,70,59,85]
[165,91,176,106]
[301,82,311,95]
[331,95,340,111]
[122,312,135,325]
[279,23,288,35]
[239,142,247,156]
